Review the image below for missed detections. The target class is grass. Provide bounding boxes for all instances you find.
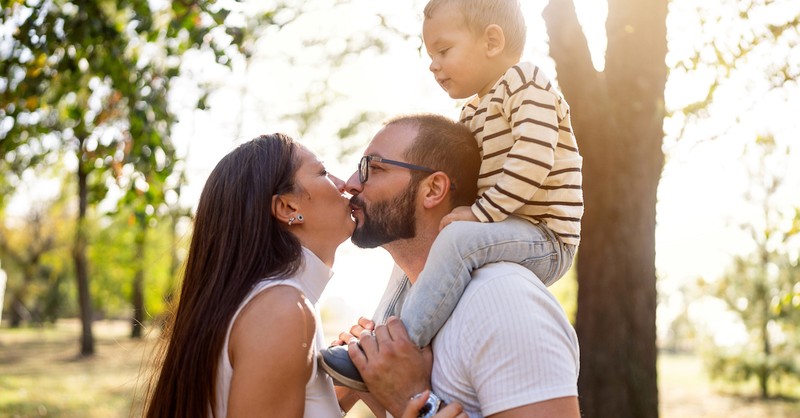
[0,320,150,418]
[658,353,800,418]
[1,320,798,417]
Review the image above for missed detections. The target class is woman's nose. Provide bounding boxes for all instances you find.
[329,174,346,192]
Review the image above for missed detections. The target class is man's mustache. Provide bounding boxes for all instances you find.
[349,195,365,210]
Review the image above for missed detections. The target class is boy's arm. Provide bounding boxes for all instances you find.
[470,72,565,223]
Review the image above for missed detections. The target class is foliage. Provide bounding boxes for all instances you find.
[0,0,261,352]
[707,343,800,397]
[666,0,800,140]
[703,136,800,398]
[88,209,182,319]
[0,177,73,325]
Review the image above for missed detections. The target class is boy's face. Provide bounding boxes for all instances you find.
[423,3,498,99]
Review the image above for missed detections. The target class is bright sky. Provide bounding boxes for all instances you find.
[5,0,799,344]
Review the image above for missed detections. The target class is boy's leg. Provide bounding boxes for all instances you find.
[401,217,571,347]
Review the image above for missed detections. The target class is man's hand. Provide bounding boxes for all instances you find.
[348,316,433,417]
[330,316,375,346]
[439,205,479,231]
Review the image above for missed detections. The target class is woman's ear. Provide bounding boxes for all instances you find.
[484,24,506,58]
[421,172,452,209]
[272,194,299,225]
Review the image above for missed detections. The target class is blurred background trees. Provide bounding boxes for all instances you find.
[1,0,799,414]
[1,0,258,355]
[703,136,800,399]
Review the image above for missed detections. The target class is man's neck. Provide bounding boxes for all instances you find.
[383,237,434,285]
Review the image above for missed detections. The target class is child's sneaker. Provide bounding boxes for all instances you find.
[318,345,368,392]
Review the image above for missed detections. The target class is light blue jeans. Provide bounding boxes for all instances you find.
[399,216,576,347]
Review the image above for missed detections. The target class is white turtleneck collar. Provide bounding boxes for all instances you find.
[296,247,334,304]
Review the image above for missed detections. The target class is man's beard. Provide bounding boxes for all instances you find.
[350,182,418,249]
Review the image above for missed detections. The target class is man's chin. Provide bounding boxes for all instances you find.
[350,226,386,249]
[350,234,380,249]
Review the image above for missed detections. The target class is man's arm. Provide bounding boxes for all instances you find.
[488,396,580,418]
[349,317,433,417]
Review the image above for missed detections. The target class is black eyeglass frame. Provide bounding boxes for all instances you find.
[358,155,455,190]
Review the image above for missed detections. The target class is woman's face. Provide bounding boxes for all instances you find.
[291,145,355,246]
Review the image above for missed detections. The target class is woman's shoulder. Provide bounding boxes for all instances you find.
[242,283,314,328]
[228,282,316,367]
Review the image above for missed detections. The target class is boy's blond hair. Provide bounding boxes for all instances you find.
[423,0,527,58]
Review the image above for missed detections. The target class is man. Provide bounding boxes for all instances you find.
[341,113,581,417]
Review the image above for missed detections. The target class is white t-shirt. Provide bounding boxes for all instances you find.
[430,262,580,417]
[213,247,341,418]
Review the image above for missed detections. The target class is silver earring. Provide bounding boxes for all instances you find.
[296,214,304,222]
[288,214,304,226]
[288,217,296,226]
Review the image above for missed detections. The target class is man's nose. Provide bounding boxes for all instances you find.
[345,171,362,195]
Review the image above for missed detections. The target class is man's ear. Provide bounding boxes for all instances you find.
[420,172,453,209]
[484,24,506,58]
[271,194,299,225]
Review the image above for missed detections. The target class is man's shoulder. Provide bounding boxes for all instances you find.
[451,261,556,314]
[468,261,548,292]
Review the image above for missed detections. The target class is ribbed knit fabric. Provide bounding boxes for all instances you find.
[430,262,580,417]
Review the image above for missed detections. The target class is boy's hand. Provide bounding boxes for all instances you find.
[439,206,479,231]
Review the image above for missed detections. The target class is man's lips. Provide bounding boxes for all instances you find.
[349,200,363,217]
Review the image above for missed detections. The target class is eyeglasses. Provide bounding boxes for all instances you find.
[358,155,438,184]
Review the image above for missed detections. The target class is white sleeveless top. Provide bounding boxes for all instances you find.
[212,247,341,418]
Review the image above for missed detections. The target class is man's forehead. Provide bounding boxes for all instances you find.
[365,123,415,157]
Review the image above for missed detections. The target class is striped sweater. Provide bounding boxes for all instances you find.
[460,62,583,246]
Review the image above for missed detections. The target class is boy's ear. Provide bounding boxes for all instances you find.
[271,194,299,225]
[484,24,506,58]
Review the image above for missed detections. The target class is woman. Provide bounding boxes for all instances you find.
[141,133,464,417]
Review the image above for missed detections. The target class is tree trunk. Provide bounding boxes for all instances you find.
[544,1,667,417]
[74,148,95,356]
[9,296,26,327]
[130,212,147,339]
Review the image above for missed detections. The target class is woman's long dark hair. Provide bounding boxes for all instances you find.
[142,134,303,418]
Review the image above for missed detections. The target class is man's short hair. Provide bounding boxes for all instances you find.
[384,113,480,207]
[423,0,527,58]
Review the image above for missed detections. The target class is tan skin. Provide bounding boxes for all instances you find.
[226,145,354,416]
[423,2,518,229]
[341,124,581,418]
[223,145,463,417]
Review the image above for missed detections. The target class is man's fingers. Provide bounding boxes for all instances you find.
[374,323,392,344]
[358,316,376,331]
[347,339,367,369]
[385,316,413,344]
[358,328,378,355]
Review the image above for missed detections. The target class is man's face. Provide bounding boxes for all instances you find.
[346,123,421,249]
[350,180,418,248]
